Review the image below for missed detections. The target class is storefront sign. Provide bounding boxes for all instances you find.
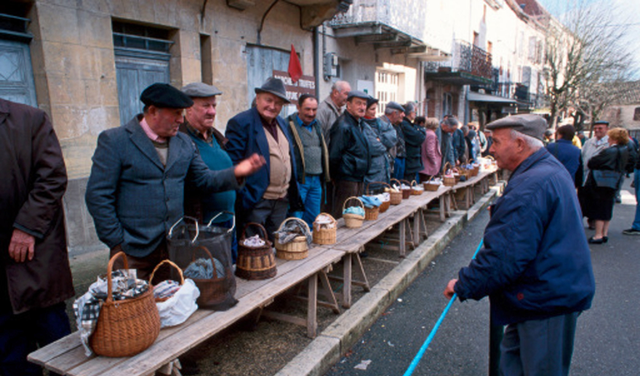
[273,70,316,102]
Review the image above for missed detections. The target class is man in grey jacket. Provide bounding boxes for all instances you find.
[316,80,351,145]
[86,83,264,279]
[436,115,459,171]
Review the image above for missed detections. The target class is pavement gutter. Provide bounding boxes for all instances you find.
[275,184,503,376]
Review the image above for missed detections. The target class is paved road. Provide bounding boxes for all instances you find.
[326,179,640,376]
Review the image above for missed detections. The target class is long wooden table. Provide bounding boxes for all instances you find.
[29,246,344,376]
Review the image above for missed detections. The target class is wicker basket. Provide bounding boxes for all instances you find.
[390,179,404,205]
[400,179,412,199]
[365,181,391,213]
[342,196,365,228]
[442,162,456,187]
[410,180,424,195]
[364,205,379,221]
[274,217,309,260]
[423,176,441,192]
[89,252,161,358]
[313,213,337,245]
[149,259,184,303]
[471,163,480,176]
[236,223,277,280]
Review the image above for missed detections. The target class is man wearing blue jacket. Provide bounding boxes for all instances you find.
[444,114,595,376]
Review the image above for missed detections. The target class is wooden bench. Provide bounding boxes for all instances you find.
[28,246,344,376]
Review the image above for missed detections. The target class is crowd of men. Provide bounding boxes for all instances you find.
[2,75,639,376]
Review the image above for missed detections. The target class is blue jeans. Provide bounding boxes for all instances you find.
[633,169,640,230]
[294,175,322,229]
[392,157,405,181]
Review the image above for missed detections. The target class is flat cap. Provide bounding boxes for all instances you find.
[140,83,194,108]
[255,77,290,103]
[485,114,547,141]
[181,82,223,98]
[347,90,370,101]
[404,102,416,113]
[593,120,609,126]
[386,101,405,113]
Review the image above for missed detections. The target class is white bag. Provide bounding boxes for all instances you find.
[156,278,200,328]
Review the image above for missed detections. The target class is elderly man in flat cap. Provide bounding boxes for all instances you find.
[400,102,426,182]
[379,101,403,177]
[436,115,460,171]
[85,83,264,278]
[179,82,239,261]
[225,77,302,242]
[328,90,372,218]
[444,114,595,376]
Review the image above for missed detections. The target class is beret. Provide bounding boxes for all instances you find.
[140,83,194,108]
[386,101,405,113]
[347,90,370,100]
[485,114,547,141]
[366,96,379,109]
[181,82,223,98]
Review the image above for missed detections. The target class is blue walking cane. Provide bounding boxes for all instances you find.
[403,239,485,376]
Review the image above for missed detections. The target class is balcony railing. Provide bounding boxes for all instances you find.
[328,0,425,42]
[425,40,493,80]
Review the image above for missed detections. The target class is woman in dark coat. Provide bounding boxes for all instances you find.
[584,128,634,244]
[401,103,426,182]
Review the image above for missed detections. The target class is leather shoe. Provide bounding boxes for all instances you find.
[588,237,604,244]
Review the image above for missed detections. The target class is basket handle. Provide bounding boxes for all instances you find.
[191,246,219,279]
[105,251,130,304]
[241,222,268,241]
[426,175,434,184]
[149,259,184,286]
[442,162,451,174]
[365,181,390,195]
[206,211,235,234]
[314,212,336,224]
[342,196,364,212]
[390,178,401,188]
[168,216,199,244]
[400,179,411,187]
[411,180,418,187]
[277,217,311,234]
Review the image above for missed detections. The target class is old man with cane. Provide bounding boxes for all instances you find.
[444,114,595,376]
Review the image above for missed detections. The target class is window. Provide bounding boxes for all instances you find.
[634,107,640,121]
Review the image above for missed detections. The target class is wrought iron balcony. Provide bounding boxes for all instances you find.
[425,40,493,85]
[328,0,425,49]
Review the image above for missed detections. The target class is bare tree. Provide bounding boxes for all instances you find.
[541,0,637,130]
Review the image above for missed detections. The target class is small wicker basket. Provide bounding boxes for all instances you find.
[149,260,184,303]
[313,213,336,245]
[442,162,456,187]
[89,252,161,358]
[274,217,310,260]
[236,223,277,280]
[342,196,365,228]
[411,180,424,196]
[388,179,403,205]
[365,181,391,213]
[400,179,412,199]
[423,176,441,191]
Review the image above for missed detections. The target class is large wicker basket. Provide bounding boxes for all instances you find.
[274,217,309,260]
[411,180,424,195]
[236,223,277,280]
[442,162,456,187]
[342,196,365,228]
[90,252,161,358]
[423,176,441,192]
[313,213,336,245]
[365,181,391,213]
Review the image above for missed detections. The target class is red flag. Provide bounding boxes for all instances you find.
[288,44,303,83]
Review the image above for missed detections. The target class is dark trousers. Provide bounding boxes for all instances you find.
[332,180,364,219]
[241,198,289,243]
[0,302,71,376]
[500,312,580,376]
[110,241,170,281]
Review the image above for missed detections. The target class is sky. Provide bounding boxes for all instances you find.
[536,0,640,79]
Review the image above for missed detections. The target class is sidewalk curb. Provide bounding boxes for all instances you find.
[275,186,501,376]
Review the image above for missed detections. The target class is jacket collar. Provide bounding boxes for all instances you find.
[125,114,166,170]
[510,147,549,181]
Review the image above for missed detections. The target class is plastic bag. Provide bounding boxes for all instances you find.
[156,279,200,328]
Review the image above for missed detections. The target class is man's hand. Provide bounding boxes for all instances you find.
[443,279,457,299]
[234,153,266,178]
[8,228,35,263]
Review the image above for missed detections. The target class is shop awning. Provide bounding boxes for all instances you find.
[467,91,517,104]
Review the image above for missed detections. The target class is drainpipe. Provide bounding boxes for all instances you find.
[314,26,320,98]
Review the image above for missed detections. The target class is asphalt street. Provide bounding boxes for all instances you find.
[325,178,640,376]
